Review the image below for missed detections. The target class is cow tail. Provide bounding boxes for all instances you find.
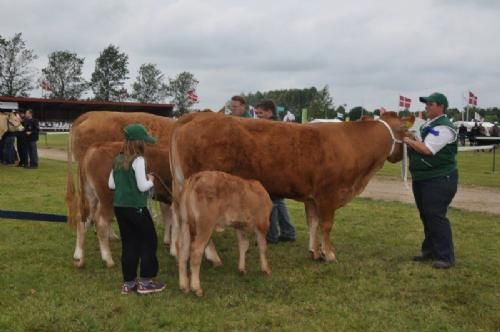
[169,128,185,197]
[65,129,79,229]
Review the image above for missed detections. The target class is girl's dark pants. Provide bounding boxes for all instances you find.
[114,207,159,282]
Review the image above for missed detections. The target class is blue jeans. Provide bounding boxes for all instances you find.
[26,141,38,166]
[412,169,458,263]
[267,197,295,242]
[2,135,16,164]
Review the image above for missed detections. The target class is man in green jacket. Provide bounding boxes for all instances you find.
[403,92,457,269]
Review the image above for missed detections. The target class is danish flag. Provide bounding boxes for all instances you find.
[187,90,199,103]
[468,91,478,106]
[399,95,411,109]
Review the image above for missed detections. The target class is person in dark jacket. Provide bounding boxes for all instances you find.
[16,110,27,167]
[404,92,457,269]
[254,100,296,244]
[23,109,39,168]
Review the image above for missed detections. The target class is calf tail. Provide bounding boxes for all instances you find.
[65,130,79,229]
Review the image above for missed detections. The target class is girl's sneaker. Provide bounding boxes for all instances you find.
[137,280,166,294]
[121,282,137,295]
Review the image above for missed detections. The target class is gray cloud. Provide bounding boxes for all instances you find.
[1,0,499,111]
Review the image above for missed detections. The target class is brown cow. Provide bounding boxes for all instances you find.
[170,111,414,263]
[66,111,176,265]
[176,171,272,297]
[73,142,172,267]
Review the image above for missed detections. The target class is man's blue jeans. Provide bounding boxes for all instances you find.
[267,197,295,242]
[412,169,458,263]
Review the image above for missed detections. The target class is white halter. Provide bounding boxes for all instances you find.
[377,119,403,157]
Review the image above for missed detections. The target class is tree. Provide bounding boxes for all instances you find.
[90,45,129,101]
[0,33,38,96]
[131,63,167,103]
[165,71,199,115]
[41,51,88,100]
[308,85,334,119]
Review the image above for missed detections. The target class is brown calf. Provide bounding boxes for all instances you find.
[176,171,272,297]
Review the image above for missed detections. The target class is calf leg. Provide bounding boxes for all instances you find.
[177,220,191,294]
[190,228,212,297]
[235,230,250,274]
[255,227,271,275]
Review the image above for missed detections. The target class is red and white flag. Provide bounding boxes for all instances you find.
[468,91,478,106]
[187,90,199,103]
[399,95,411,109]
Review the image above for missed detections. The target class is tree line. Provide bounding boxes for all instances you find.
[0,33,198,114]
[2,32,498,120]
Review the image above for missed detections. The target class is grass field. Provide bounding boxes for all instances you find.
[0,159,499,331]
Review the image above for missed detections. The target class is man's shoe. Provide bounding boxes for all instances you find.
[137,280,166,294]
[432,260,454,269]
[412,254,433,262]
[278,236,295,242]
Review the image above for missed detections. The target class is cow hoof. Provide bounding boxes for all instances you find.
[310,251,323,261]
[239,269,247,275]
[262,269,272,275]
[180,286,190,294]
[73,259,85,268]
[194,289,204,297]
[211,260,223,268]
[104,260,115,268]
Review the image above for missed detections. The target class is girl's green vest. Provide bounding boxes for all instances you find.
[112,155,148,208]
[409,116,457,181]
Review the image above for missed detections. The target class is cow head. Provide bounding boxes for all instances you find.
[7,112,24,132]
[379,112,415,163]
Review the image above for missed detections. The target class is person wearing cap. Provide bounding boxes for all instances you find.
[108,123,166,294]
[403,92,458,269]
[254,100,296,244]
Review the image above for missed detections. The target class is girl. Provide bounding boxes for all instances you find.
[108,123,166,294]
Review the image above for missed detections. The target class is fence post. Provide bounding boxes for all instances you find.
[493,145,496,173]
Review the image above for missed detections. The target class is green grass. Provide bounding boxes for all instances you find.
[378,150,500,187]
[0,160,499,331]
[39,132,69,151]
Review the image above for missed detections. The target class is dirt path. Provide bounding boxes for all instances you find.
[40,148,500,215]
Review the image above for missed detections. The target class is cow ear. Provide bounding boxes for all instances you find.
[402,115,415,128]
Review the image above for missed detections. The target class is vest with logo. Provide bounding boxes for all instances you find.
[409,115,457,181]
[112,155,148,208]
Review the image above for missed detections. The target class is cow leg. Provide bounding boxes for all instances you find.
[235,230,250,274]
[160,203,173,246]
[305,201,321,260]
[73,219,89,268]
[204,239,222,267]
[95,206,114,268]
[177,219,191,294]
[255,227,271,275]
[190,228,212,297]
[319,208,337,263]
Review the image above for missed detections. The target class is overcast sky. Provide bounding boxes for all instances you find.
[1,0,499,112]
